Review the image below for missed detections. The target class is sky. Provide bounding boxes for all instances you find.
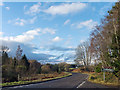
[0,2,116,63]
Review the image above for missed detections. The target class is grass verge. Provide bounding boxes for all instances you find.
[1,72,72,87]
[86,72,120,87]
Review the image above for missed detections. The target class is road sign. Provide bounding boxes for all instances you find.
[102,67,114,82]
[102,69,114,72]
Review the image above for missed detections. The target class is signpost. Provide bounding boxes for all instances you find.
[102,67,114,82]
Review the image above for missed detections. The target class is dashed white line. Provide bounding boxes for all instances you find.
[76,75,89,88]
[86,75,89,80]
[76,81,86,88]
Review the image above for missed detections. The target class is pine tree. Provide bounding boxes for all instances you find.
[20,54,30,71]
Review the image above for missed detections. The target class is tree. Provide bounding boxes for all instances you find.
[0,46,9,65]
[89,2,120,82]
[41,65,51,74]
[75,41,92,70]
[0,46,9,54]
[20,54,30,71]
[29,60,41,74]
[64,64,70,72]
[16,45,23,60]
[107,2,120,83]
[51,64,59,72]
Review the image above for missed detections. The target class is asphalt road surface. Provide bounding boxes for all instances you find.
[2,73,118,90]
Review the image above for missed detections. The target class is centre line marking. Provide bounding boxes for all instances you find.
[76,81,86,88]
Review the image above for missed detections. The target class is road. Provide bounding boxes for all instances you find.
[2,73,118,89]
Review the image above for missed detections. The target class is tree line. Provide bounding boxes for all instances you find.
[1,45,75,83]
[75,2,120,82]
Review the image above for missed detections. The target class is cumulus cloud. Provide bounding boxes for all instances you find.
[76,19,97,29]
[8,17,37,26]
[5,7,10,10]
[41,28,56,35]
[52,36,62,42]
[64,19,70,25]
[24,3,87,16]
[25,2,41,15]
[0,28,56,43]
[43,3,87,15]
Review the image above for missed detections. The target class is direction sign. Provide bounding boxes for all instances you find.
[102,69,114,72]
[102,67,114,72]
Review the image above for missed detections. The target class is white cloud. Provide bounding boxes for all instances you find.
[0,32,3,36]
[29,16,37,24]
[0,29,40,43]
[25,2,41,15]
[43,3,87,15]
[9,17,37,26]
[76,19,97,29]
[80,40,85,43]
[5,7,10,10]
[33,50,50,54]
[0,2,4,6]
[64,19,70,25]
[15,18,26,26]
[52,36,62,42]
[41,28,56,35]
[0,28,56,43]
[24,5,27,10]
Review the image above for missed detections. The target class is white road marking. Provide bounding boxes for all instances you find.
[76,81,86,88]
[86,75,89,80]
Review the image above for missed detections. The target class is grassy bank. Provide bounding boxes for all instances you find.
[72,68,120,87]
[2,72,72,87]
[87,72,120,87]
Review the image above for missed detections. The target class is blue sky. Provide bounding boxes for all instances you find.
[0,2,116,63]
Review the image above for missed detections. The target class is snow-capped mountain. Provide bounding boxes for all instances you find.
[38,52,76,64]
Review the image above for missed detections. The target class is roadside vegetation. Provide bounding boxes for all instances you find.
[1,45,75,87]
[1,72,72,87]
[74,2,120,86]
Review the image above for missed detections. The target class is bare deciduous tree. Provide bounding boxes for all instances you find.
[16,45,23,60]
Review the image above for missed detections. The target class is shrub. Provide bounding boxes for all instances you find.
[41,65,51,74]
[90,76,97,80]
[95,63,102,73]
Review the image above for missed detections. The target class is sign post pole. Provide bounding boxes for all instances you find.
[103,71,105,81]
[102,67,114,82]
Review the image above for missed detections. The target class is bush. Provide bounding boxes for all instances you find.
[90,76,97,80]
[95,63,102,73]
[41,65,51,74]
[95,67,101,73]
